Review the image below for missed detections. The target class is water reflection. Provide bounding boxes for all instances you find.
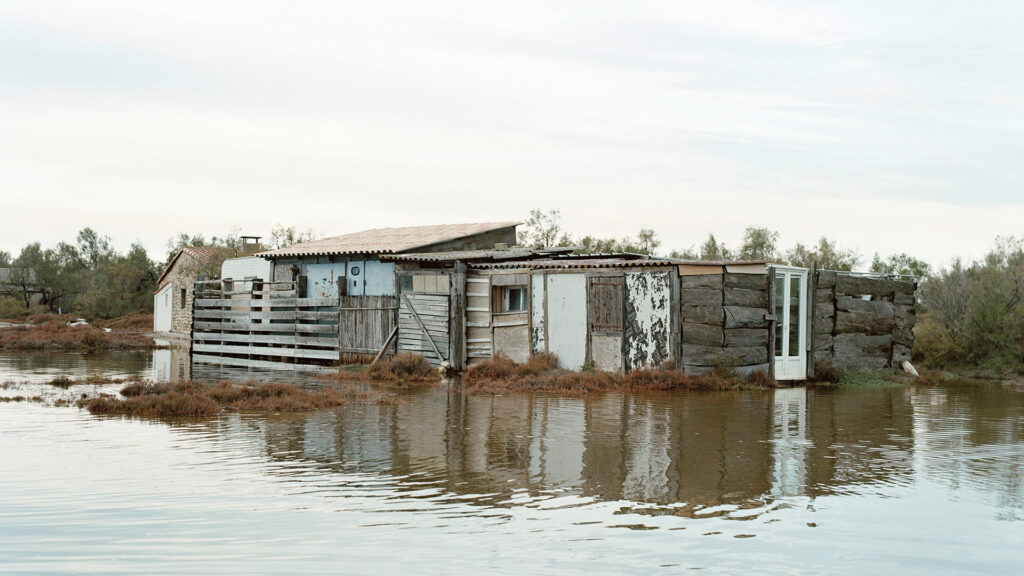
[3,350,1024,573]
[181,384,1022,522]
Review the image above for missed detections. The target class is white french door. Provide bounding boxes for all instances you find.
[774,266,808,380]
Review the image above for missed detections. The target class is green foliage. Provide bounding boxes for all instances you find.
[871,252,931,277]
[518,209,574,248]
[699,234,733,260]
[0,296,25,320]
[6,229,160,318]
[785,237,860,271]
[919,236,1024,371]
[269,224,321,250]
[738,226,779,261]
[0,251,11,267]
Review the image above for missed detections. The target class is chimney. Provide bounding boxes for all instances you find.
[240,235,262,255]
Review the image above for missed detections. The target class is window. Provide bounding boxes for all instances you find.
[180,288,186,309]
[494,285,527,313]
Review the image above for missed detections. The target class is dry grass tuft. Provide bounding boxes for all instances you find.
[339,353,441,386]
[465,353,776,394]
[81,380,397,418]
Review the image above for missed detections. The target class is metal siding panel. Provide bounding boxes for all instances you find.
[363,260,396,296]
[624,271,671,370]
[546,274,588,370]
[303,261,347,299]
[530,274,545,353]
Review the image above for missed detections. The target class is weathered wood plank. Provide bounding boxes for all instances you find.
[193,354,334,372]
[835,275,896,298]
[681,322,723,346]
[836,295,895,316]
[723,306,769,329]
[723,328,769,348]
[723,287,768,308]
[193,344,339,360]
[724,272,768,290]
[678,274,722,290]
[680,305,724,326]
[680,287,722,306]
[832,333,892,370]
[835,310,895,335]
[681,344,768,366]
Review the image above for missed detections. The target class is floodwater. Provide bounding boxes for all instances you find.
[1,352,1023,574]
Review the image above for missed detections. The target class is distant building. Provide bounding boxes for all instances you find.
[154,247,215,334]
[0,268,45,306]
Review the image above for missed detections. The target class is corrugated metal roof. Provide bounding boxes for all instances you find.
[470,257,767,270]
[258,221,520,258]
[382,246,574,263]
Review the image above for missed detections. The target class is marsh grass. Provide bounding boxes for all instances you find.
[464,354,777,394]
[0,323,156,351]
[80,380,398,418]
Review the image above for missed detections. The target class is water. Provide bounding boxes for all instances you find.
[1,352,1023,574]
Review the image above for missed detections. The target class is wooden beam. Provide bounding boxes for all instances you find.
[372,326,399,365]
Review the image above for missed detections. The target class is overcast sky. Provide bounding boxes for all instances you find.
[2,1,1022,267]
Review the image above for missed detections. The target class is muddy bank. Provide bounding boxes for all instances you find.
[0,312,158,351]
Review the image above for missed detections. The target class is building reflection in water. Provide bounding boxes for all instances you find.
[183,378,1023,520]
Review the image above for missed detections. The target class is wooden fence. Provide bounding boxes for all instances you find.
[191,279,341,371]
[338,295,398,363]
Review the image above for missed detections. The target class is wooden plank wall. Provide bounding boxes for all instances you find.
[338,295,398,363]
[813,271,917,371]
[191,279,341,371]
[466,275,492,364]
[398,293,450,367]
[679,267,771,376]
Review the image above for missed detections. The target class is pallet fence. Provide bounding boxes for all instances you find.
[191,279,341,372]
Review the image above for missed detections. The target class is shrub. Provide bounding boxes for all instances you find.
[83,380,397,417]
[367,353,440,385]
[48,375,75,388]
[0,296,26,321]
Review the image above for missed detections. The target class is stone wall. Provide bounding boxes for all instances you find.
[679,272,771,375]
[160,267,197,336]
[813,271,916,371]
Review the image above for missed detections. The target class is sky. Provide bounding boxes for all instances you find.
[2,0,1023,268]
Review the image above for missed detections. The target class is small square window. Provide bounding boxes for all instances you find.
[494,285,527,312]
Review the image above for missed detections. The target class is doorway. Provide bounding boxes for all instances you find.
[774,266,808,380]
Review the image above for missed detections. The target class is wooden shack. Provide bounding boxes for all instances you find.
[189,222,918,379]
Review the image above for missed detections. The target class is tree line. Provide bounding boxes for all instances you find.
[0,225,320,319]
[517,208,929,275]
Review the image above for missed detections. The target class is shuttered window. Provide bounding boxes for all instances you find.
[589,278,623,331]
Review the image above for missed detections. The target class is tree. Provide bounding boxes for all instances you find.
[636,228,661,256]
[699,234,733,261]
[738,226,779,261]
[269,224,320,250]
[10,244,43,309]
[785,237,859,270]
[870,252,931,278]
[518,209,574,248]
[0,250,11,267]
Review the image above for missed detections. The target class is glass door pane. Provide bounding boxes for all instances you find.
[775,273,785,357]
[788,275,801,357]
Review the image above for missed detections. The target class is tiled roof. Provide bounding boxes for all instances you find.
[258,222,520,258]
[157,246,216,287]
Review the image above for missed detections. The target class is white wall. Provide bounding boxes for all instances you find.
[221,256,273,290]
[545,274,587,370]
[153,283,173,332]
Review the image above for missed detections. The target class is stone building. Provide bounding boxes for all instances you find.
[154,247,215,335]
